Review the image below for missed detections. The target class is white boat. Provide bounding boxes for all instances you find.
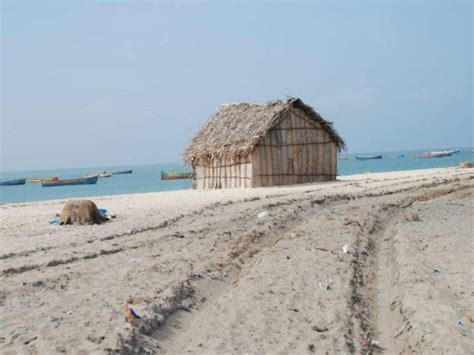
[420,151,452,159]
[430,149,459,155]
[85,171,112,178]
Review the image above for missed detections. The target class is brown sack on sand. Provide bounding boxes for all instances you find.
[60,200,107,225]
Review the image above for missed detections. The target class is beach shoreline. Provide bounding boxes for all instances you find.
[1,167,473,353]
[1,148,473,205]
[0,166,469,208]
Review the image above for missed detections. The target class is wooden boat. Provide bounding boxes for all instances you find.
[0,178,27,186]
[430,149,459,155]
[30,176,59,183]
[356,155,383,161]
[85,171,112,178]
[42,176,98,187]
[420,151,452,159]
[112,169,133,175]
[161,171,192,180]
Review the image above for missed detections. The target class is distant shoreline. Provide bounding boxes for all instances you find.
[1,147,472,174]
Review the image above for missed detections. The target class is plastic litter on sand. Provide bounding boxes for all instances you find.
[318,279,333,290]
[124,304,141,325]
[257,210,269,219]
[49,217,60,225]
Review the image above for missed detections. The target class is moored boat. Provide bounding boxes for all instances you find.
[30,176,59,183]
[161,171,192,180]
[356,155,383,160]
[85,171,112,178]
[0,178,27,186]
[430,149,459,155]
[42,176,98,187]
[420,151,453,159]
[112,169,133,175]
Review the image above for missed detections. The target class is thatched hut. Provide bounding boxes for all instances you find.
[185,98,345,189]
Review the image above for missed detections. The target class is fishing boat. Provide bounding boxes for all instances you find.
[419,151,453,159]
[112,169,133,175]
[85,171,112,178]
[356,155,383,161]
[42,176,98,187]
[161,171,192,180]
[430,149,459,155]
[0,178,27,186]
[30,176,59,183]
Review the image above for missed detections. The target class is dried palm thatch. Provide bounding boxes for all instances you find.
[185,98,345,162]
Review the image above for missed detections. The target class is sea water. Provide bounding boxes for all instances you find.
[1,148,472,204]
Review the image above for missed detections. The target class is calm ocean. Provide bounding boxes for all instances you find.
[1,148,472,204]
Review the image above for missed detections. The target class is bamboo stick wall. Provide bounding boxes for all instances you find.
[191,107,337,189]
[251,108,337,187]
[192,155,252,189]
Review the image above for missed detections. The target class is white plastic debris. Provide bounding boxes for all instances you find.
[342,244,350,254]
[318,279,333,290]
[257,210,269,219]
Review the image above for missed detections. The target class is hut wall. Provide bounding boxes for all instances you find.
[251,108,337,187]
[192,156,252,189]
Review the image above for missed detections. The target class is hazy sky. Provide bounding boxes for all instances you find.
[1,1,472,171]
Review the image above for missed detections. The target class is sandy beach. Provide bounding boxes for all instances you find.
[1,167,473,354]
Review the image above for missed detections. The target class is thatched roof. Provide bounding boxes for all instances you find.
[185,98,346,161]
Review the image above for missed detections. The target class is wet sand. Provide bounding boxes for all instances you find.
[0,167,473,354]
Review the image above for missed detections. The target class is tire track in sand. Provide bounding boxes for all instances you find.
[347,184,472,354]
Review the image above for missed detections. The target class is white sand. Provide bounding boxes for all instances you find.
[0,167,473,353]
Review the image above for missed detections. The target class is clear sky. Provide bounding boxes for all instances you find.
[1,0,472,171]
